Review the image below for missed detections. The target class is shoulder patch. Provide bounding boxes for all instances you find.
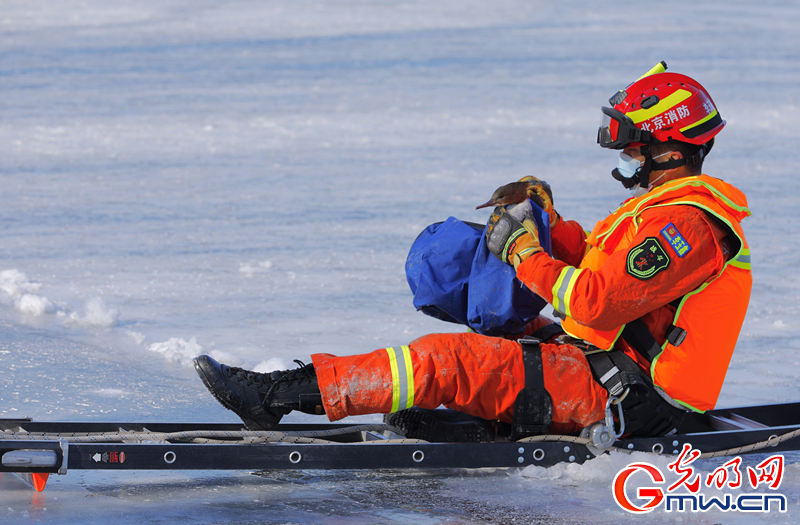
[626,237,671,280]
[660,222,692,257]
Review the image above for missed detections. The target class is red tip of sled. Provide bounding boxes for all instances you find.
[31,473,49,492]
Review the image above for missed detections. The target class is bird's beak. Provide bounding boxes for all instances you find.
[475,200,495,210]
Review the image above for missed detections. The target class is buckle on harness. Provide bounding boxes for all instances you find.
[581,388,629,453]
[665,325,687,347]
[605,388,629,440]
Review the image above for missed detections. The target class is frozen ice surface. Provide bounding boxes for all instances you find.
[2,0,800,522]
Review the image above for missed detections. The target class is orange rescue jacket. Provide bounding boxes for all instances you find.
[518,175,752,412]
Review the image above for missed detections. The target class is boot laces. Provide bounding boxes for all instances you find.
[265,360,315,401]
[225,366,271,387]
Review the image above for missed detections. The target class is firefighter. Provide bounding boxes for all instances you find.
[194,63,751,441]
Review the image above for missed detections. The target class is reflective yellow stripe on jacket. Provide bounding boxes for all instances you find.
[386,346,415,412]
[729,248,751,270]
[551,266,584,318]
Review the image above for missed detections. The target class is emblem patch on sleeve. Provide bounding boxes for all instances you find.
[626,237,671,280]
[660,222,692,257]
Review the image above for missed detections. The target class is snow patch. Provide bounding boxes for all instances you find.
[126,331,147,345]
[0,269,56,316]
[253,357,288,373]
[1,271,119,328]
[15,293,56,315]
[148,337,204,366]
[520,450,676,483]
[147,337,243,368]
[94,388,129,396]
[0,269,42,296]
[239,260,273,277]
[69,297,120,327]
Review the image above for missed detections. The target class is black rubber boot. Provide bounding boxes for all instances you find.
[193,355,324,431]
[384,408,497,442]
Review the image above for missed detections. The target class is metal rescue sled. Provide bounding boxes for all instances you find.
[2,401,800,491]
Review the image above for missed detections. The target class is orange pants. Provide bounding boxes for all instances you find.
[312,330,609,434]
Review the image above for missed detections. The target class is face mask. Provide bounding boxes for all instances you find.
[618,151,673,197]
[616,153,642,180]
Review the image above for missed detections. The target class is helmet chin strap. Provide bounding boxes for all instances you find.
[611,141,710,190]
[636,145,655,189]
[611,145,654,190]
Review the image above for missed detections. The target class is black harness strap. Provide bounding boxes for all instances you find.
[585,349,686,437]
[510,338,553,439]
[513,318,687,438]
[529,323,565,343]
[585,349,647,398]
[621,319,663,362]
[622,299,687,363]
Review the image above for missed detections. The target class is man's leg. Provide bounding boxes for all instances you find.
[313,332,608,433]
[314,332,524,423]
[195,332,608,434]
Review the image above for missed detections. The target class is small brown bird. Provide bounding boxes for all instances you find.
[476,180,537,209]
[478,178,559,228]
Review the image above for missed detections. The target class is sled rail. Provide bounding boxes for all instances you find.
[2,401,800,491]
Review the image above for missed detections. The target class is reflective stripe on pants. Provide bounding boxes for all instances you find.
[312,329,608,433]
[385,346,414,412]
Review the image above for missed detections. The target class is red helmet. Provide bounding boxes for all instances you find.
[598,69,725,150]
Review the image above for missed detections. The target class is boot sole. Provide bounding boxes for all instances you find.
[385,408,495,443]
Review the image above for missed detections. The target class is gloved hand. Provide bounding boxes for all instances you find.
[518,176,561,228]
[486,205,544,269]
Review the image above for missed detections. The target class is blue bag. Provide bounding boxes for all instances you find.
[405,200,551,336]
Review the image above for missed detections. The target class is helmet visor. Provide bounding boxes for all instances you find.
[597,107,651,149]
